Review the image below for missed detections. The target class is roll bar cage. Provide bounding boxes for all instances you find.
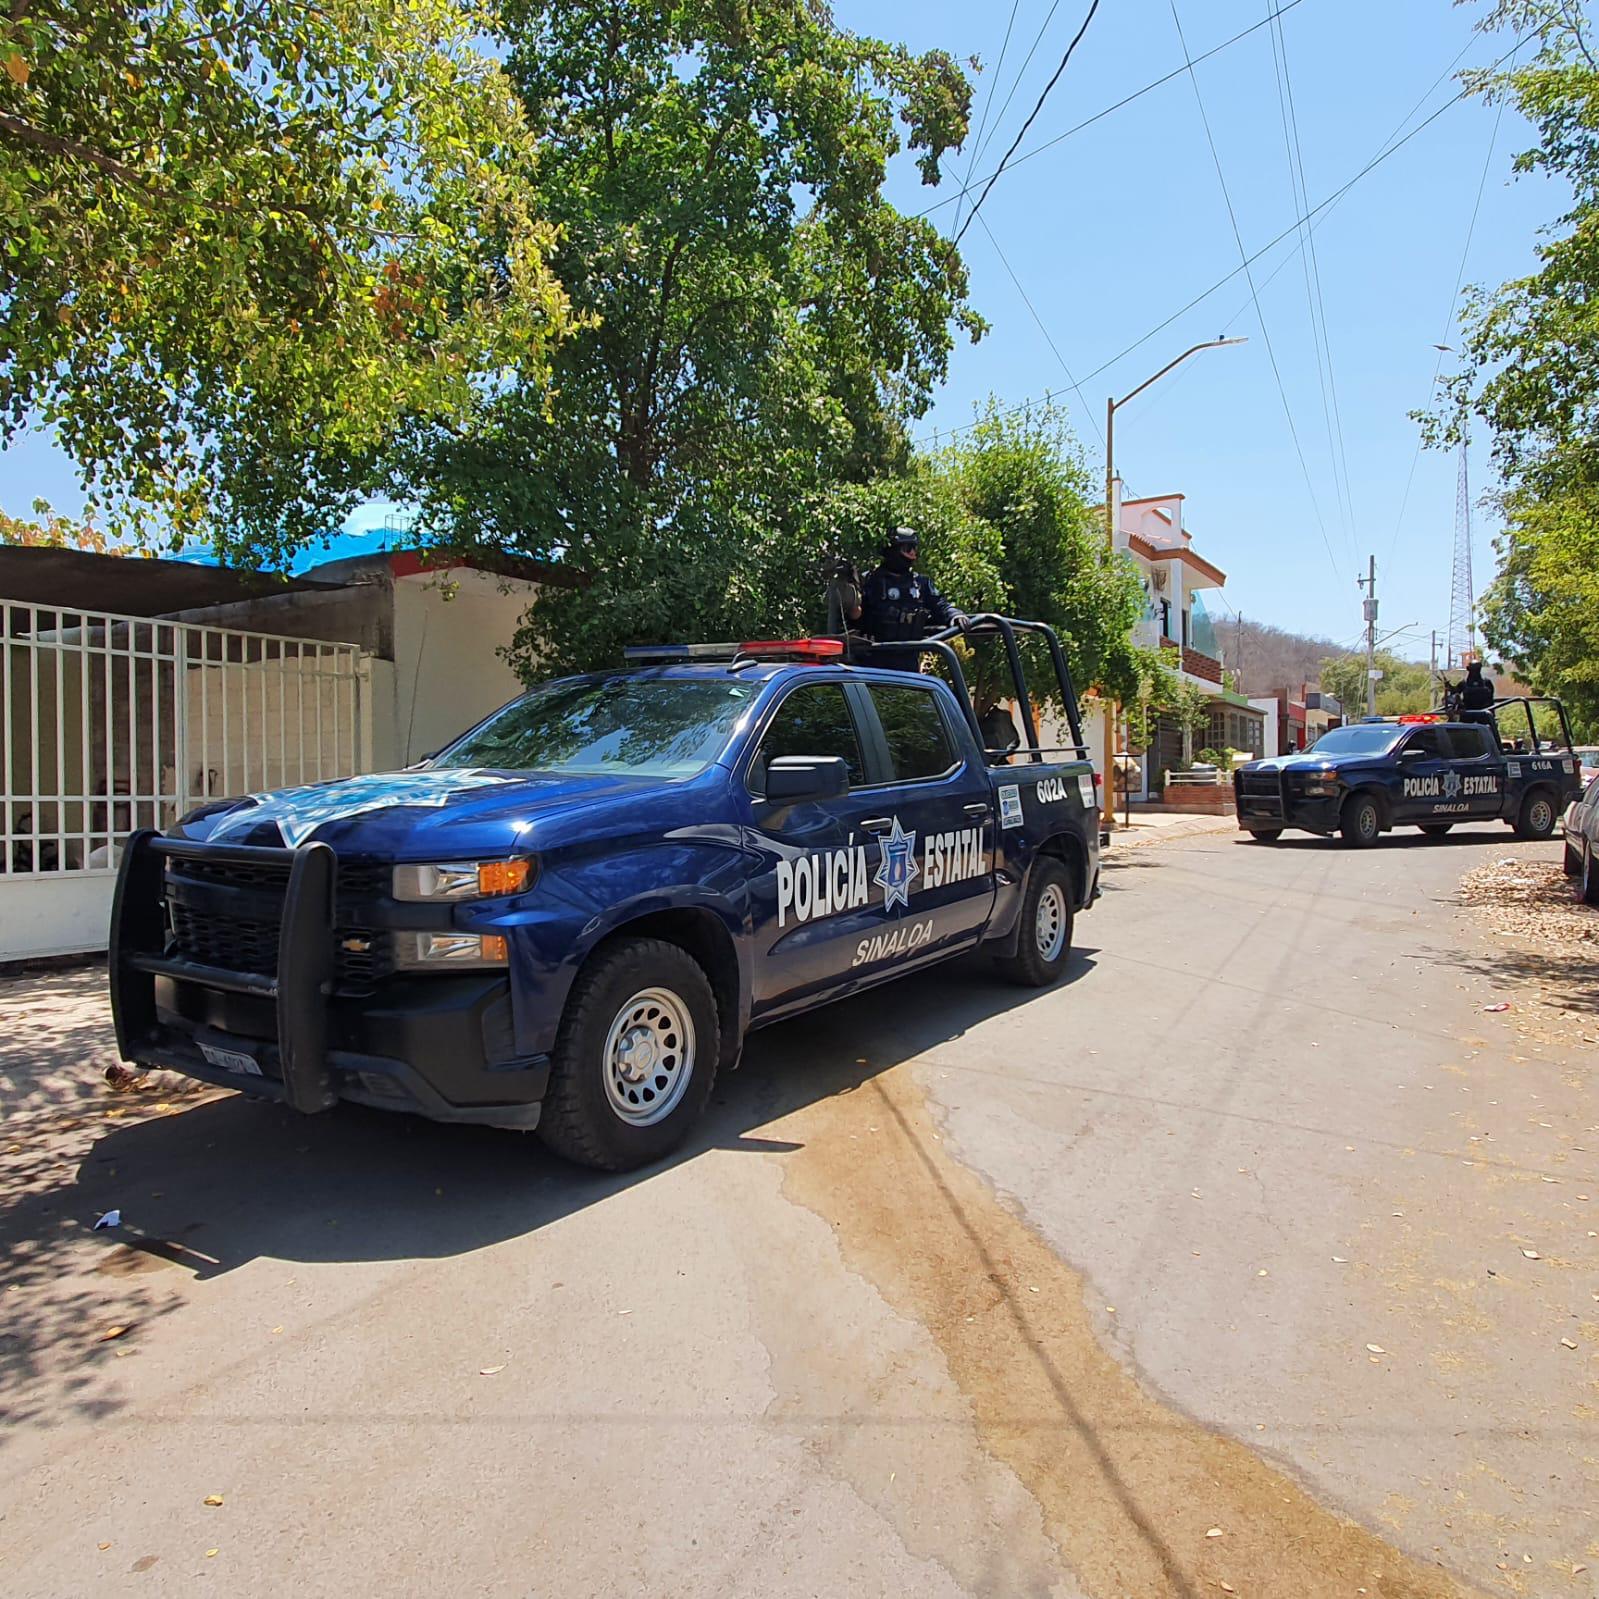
[849,614,1089,766]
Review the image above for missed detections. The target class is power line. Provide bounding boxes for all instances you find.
[973,212,1105,449]
[1267,0,1360,574]
[1167,0,1343,581]
[916,0,1311,224]
[970,0,1070,175]
[952,0,1103,249]
[951,0,1023,242]
[917,22,1540,446]
[1384,92,1508,577]
[1217,19,1491,328]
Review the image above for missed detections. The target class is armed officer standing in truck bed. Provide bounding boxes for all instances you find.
[860,529,968,668]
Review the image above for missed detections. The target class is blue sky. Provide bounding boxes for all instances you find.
[0,0,1557,656]
[851,0,1558,656]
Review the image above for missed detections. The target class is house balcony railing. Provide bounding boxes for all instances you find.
[1159,636,1224,685]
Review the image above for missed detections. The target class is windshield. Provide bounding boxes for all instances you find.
[434,677,758,778]
[1305,724,1403,757]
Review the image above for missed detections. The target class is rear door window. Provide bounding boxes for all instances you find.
[870,684,958,782]
[1445,726,1491,760]
[1403,727,1449,759]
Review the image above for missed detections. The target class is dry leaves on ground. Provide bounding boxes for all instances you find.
[1459,858,1597,947]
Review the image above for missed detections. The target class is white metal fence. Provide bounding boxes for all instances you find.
[2,597,371,959]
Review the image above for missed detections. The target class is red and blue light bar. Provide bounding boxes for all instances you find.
[623,638,845,666]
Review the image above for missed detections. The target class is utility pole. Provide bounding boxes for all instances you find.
[1101,336,1246,827]
[1430,629,1439,699]
[1358,555,1378,717]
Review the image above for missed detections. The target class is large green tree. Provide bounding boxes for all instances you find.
[1432,1,1599,736]
[508,400,1157,743]
[1,0,573,556]
[920,402,1158,710]
[1318,650,1435,717]
[386,0,982,668]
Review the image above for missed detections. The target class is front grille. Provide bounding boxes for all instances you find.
[168,902,280,977]
[330,929,394,995]
[168,854,387,903]
[335,860,389,900]
[172,855,291,894]
[163,851,393,996]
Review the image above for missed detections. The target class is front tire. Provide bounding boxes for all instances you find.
[1582,842,1599,907]
[1340,793,1381,849]
[1515,789,1558,840]
[1419,822,1453,839]
[994,858,1075,988]
[539,937,719,1172]
[1246,829,1283,844]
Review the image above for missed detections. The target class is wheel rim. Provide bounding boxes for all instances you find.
[1358,804,1377,840]
[1035,882,1068,963]
[1531,799,1553,834]
[602,987,696,1127]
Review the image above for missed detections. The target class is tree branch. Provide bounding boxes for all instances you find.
[0,109,163,197]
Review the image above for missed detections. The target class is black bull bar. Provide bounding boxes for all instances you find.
[108,830,338,1114]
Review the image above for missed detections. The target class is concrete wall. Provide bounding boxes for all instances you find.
[1250,696,1280,757]
[390,569,539,767]
[164,581,391,659]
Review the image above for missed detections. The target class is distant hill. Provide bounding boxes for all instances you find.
[1211,616,1380,697]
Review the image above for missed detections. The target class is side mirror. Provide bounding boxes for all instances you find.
[763,755,849,806]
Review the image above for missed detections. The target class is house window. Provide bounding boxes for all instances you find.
[1181,608,1191,648]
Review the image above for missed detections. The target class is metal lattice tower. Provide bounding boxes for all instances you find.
[1446,436,1475,668]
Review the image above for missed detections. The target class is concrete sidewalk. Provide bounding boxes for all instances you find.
[1103,810,1237,849]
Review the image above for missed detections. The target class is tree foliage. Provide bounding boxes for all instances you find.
[0,496,123,552]
[1432,2,1599,735]
[509,398,1157,731]
[921,402,1160,710]
[1,0,574,555]
[387,0,983,668]
[1317,650,1435,716]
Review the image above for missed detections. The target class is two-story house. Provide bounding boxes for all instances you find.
[1109,492,1264,798]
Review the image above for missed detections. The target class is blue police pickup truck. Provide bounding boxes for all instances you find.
[1233,698,1584,848]
[109,621,1100,1170]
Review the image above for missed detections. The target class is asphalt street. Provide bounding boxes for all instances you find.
[1,820,1594,1597]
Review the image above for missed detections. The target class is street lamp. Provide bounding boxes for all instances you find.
[1101,336,1247,828]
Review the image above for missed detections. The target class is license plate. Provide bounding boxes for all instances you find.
[200,1042,262,1077]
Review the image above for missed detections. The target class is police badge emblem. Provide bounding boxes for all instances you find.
[873,816,920,912]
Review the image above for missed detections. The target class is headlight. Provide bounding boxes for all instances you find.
[392,857,533,902]
[1301,779,1339,797]
[394,932,509,970]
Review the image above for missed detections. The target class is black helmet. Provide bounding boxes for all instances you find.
[1465,660,1483,678]
[888,527,920,554]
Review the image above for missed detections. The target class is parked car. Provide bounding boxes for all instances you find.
[1562,773,1599,905]
[1573,745,1599,786]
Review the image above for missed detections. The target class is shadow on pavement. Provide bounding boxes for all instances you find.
[1438,941,1599,1013]
[1242,826,1527,853]
[0,949,1095,1435]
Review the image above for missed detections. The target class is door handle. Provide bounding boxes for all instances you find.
[963,802,991,818]
[860,816,893,834]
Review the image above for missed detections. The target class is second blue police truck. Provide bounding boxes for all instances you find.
[1234,699,1583,848]
[110,620,1100,1170]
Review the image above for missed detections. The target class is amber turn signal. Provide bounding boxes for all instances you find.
[476,860,531,896]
